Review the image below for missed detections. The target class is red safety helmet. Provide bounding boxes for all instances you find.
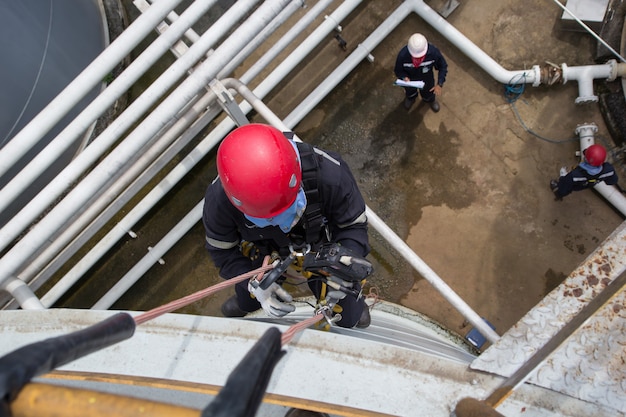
[583,144,606,167]
[217,124,301,218]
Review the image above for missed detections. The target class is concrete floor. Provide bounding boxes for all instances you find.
[52,0,625,342]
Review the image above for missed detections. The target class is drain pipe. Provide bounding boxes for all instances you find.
[0,0,293,300]
[0,0,219,216]
[0,0,262,254]
[575,123,626,215]
[0,0,184,179]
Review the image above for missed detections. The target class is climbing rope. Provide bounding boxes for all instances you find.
[135,255,335,345]
[134,263,274,325]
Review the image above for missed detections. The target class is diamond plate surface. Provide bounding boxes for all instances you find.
[471,221,626,413]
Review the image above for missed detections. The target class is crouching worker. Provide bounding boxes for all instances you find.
[202,123,372,328]
[550,144,619,200]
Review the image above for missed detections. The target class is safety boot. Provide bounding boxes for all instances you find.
[356,306,371,329]
[403,96,416,110]
[221,295,247,317]
[429,99,440,112]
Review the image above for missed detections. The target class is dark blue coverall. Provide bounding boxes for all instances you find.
[203,144,369,328]
[394,43,448,103]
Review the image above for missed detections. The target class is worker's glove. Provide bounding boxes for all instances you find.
[248,280,295,318]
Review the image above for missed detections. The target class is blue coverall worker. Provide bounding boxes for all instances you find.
[202,124,371,328]
[394,33,448,112]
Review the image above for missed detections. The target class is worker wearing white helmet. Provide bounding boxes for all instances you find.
[394,33,448,112]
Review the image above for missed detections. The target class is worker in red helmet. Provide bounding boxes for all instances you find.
[394,33,448,112]
[202,124,371,328]
[550,144,619,200]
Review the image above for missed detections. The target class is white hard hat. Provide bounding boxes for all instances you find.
[407,33,428,57]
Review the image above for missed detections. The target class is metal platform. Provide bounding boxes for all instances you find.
[471,220,626,414]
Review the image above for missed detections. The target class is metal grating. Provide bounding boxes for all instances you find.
[471,221,626,413]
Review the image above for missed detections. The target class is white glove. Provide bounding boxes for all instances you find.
[248,281,295,318]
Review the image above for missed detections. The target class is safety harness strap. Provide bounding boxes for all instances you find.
[296,142,325,244]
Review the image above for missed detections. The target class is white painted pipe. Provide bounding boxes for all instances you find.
[92,200,204,309]
[365,209,501,343]
[0,0,218,215]
[252,0,363,99]
[0,0,184,179]
[235,0,336,83]
[0,0,290,299]
[0,0,261,254]
[595,182,626,214]
[285,0,413,127]
[17,90,218,300]
[3,278,44,310]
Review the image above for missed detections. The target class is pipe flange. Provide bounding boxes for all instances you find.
[561,63,569,84]
[531,65,542,87]
[574,95,599,104]
[606,59,618,82]
[575,123,598,136]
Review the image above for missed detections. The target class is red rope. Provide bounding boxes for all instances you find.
[281,313,325,345]
[133,255,329,345]
[134,263,274,325]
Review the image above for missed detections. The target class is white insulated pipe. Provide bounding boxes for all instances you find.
[0,0,292,299]
[3,278,44,310]
[93,200,204,310]
[229,0,336,83]
[0,0,261,254]
[217,0,307,79]
[0,0,184,179]
[0,0,218,216]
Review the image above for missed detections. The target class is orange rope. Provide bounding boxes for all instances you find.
[281,313,325,345]
[133,255,328,346]
[134,263,274,325]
